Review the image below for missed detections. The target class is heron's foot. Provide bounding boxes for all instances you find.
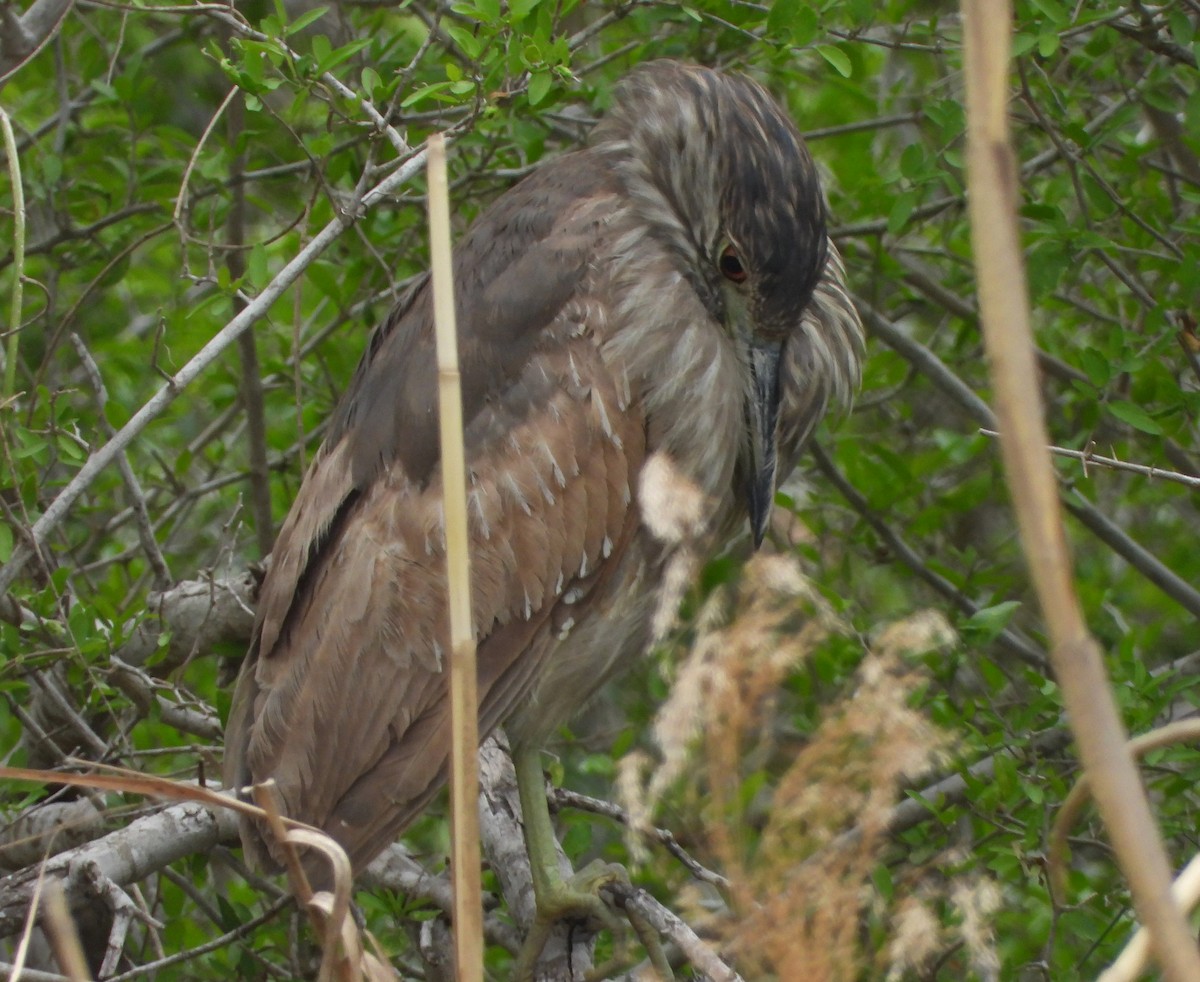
[511,861,625,981]
[512,861,673,981]
[510,747,672,979]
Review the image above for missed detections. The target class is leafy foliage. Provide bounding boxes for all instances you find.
[1,0,1197,978]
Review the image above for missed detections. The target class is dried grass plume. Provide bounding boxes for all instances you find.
[620,556,999,978]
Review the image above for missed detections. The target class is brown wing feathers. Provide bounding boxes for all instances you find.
[223,155,643,870]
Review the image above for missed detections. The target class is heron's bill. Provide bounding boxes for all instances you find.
[747,339,783,548]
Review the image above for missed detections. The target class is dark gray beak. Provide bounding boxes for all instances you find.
[747,339,783,548]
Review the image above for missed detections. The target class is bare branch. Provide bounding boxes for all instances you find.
[113,570,257,670]
[606,882,744,982]
[0,0,73,85]
[0,802,237,940]
[549,786,730,890]
[980,429,1200,489]
[68,334,171,587]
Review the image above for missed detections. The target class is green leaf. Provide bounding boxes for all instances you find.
[40,153,62,186]
[527,71,552,107]
[445,26,483,59]
[310,34,330,65]
[361,66,381,99]
[993,752,1018,798]
[790,6,820,46]
[1169,8,1194,45]
[315,38,370,75]
[306,261,345,302]
[817,45,852,78]
[887,190,917,234]
[400,81,453,108]
[14,432,47,460]
[456,0,499,23]
[1020,202,1061,222]
[285,5,329,35]
[976,655,1006,690]
[1108,401,1164,435]
[766,0,800,40]
[899,142,926,181]
[1037,32,1060,58]
[1079,348,1110,388]
[248,244,269,291]
[0,522,12,563]
[1028,0,1069,25]
[509,0,539,20]
[56,434,86,462]
[965,601,1021,643]
[1012,32,1038,57]
[872,864,894,903]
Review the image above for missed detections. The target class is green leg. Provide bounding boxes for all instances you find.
[508,748,675,980]
[511,746,677,981]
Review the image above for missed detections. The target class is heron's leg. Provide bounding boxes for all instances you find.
[510,745,618,980]
[510,746,673,981]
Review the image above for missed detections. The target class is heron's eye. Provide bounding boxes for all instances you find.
[718,245,747,284]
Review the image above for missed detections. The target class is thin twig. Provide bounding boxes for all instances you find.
[0,963,72,982]
[105,897,291,981]
[1099,852,1200,982]
[606,882,743,982]
[979,429,1200,488]
[197,4,409,156]
[0,0,74,85]
[69,333,171,585]
[173,84,238,230]
[864,304,1200,620]
[809,442,1048,670]
[548,787,729,889]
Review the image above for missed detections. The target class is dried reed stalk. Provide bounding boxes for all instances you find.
[427,132,484,982]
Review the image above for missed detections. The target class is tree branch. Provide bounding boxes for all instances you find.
[0,0,73,86]
[0,802,236,939]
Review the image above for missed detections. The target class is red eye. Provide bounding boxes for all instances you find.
[719,244,748,284]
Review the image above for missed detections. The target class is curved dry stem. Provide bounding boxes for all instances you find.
[1,106,26,400]
[285,828,356,982]
[1048,718,1200,902]
[1099,852,1200,982]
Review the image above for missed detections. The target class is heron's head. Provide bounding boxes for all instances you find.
[593,60,862,545]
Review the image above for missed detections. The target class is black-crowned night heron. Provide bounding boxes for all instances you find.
[224,58,863,972]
